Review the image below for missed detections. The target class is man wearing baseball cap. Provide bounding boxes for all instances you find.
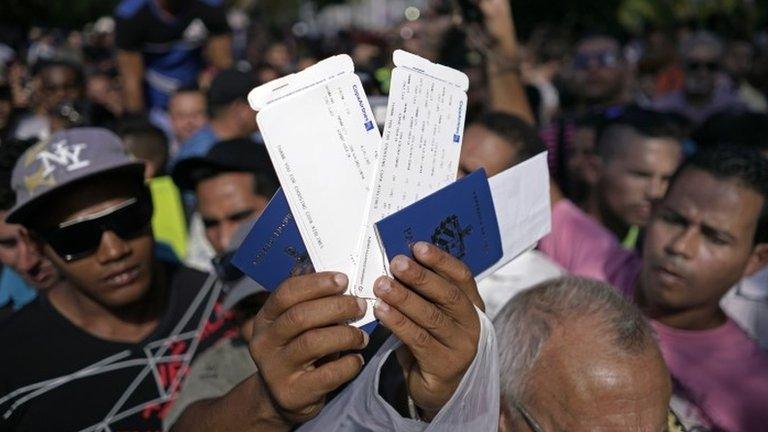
[0,128,236,431]
[172,137,278,254]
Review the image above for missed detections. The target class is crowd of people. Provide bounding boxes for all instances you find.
[0,0,767,430]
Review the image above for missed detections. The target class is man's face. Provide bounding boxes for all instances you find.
[641,168,765,313]
[39,66,82,112]
[598,134,683,227]
[169,91,208,143]
[503,319,671,432]
[38,180,154,308]
[459,124,517,178]
[0,211,59,290]
[196,172,269,253]
[571,38,626,105]
[683,45,721,99]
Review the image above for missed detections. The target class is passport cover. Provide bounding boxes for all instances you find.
[233,188,313,292]
[374,169,503,277]
[233,189,378,334]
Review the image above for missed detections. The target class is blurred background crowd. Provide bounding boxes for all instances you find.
[0,0,768,431]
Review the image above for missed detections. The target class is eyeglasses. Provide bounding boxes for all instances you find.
[514,402,544,432]
[514,402,685,432]
[685,61,719,72]
[573,51,621,70]
[38,193,153,262]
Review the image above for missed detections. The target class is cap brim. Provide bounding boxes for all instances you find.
[172,157,261,191]
[6,161,146,225]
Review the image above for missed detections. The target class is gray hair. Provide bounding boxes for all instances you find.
[493,276,654,408]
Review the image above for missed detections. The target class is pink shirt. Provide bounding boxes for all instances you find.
[611,257,768,431]
[539,199,635,282]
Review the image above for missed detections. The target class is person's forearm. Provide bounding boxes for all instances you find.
[206,35,233,70]
[170,374,292,432]
[117,50,146,113]
[485,8,535,124]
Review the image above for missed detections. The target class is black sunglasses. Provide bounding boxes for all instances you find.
[39,194,153,262]
[573,51,620,70]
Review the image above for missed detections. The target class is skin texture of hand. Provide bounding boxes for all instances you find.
[373,241,483,418]
[249,272,370,424]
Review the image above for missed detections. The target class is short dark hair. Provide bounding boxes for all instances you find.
[596,107,687,160]
[118,119,169,176]
[693,112,768,153]
[188,164,279,199]
[474,112,547,163]
[0,139,36,211]
[675,145,768,245]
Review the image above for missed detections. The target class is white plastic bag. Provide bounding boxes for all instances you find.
[297,308,499,431]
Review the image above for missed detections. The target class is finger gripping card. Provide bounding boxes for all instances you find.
[375,169,503,277]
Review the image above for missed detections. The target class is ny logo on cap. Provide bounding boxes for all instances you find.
[37,140,91,177]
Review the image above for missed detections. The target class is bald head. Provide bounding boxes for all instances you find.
[495,277,671,432]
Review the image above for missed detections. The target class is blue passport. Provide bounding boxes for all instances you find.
[232,188,313,292]
[233,189,379,334]
[375,169,503,277]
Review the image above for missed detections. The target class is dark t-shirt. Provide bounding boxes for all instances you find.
[115,0,229,109]
[0,264,237,432]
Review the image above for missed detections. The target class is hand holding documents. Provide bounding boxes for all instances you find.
[234,50,552,329]
[351,50,470,299]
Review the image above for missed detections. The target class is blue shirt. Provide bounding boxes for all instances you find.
[115,0,230,110]
[0,268,37,311]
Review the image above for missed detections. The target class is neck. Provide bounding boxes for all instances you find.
[583,189,629,240]
[48,262,167,343]
[635,285,727,331]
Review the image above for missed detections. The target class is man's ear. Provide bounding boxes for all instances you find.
[743,243,768,278]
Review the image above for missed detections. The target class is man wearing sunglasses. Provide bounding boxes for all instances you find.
[12,60,85,142]
[0,128,235,431]
[652,31,746,126]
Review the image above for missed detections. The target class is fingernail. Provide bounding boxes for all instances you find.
[414,241,430,255]
[356,297,367,314]
[334,273,348,288]
[374,298,390,312]
[374,278,392,295]
[356,353,365,366]
[391,256,408,273]
[361,330,369,347]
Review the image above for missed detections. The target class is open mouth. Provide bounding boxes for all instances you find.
[103,265,141,288]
